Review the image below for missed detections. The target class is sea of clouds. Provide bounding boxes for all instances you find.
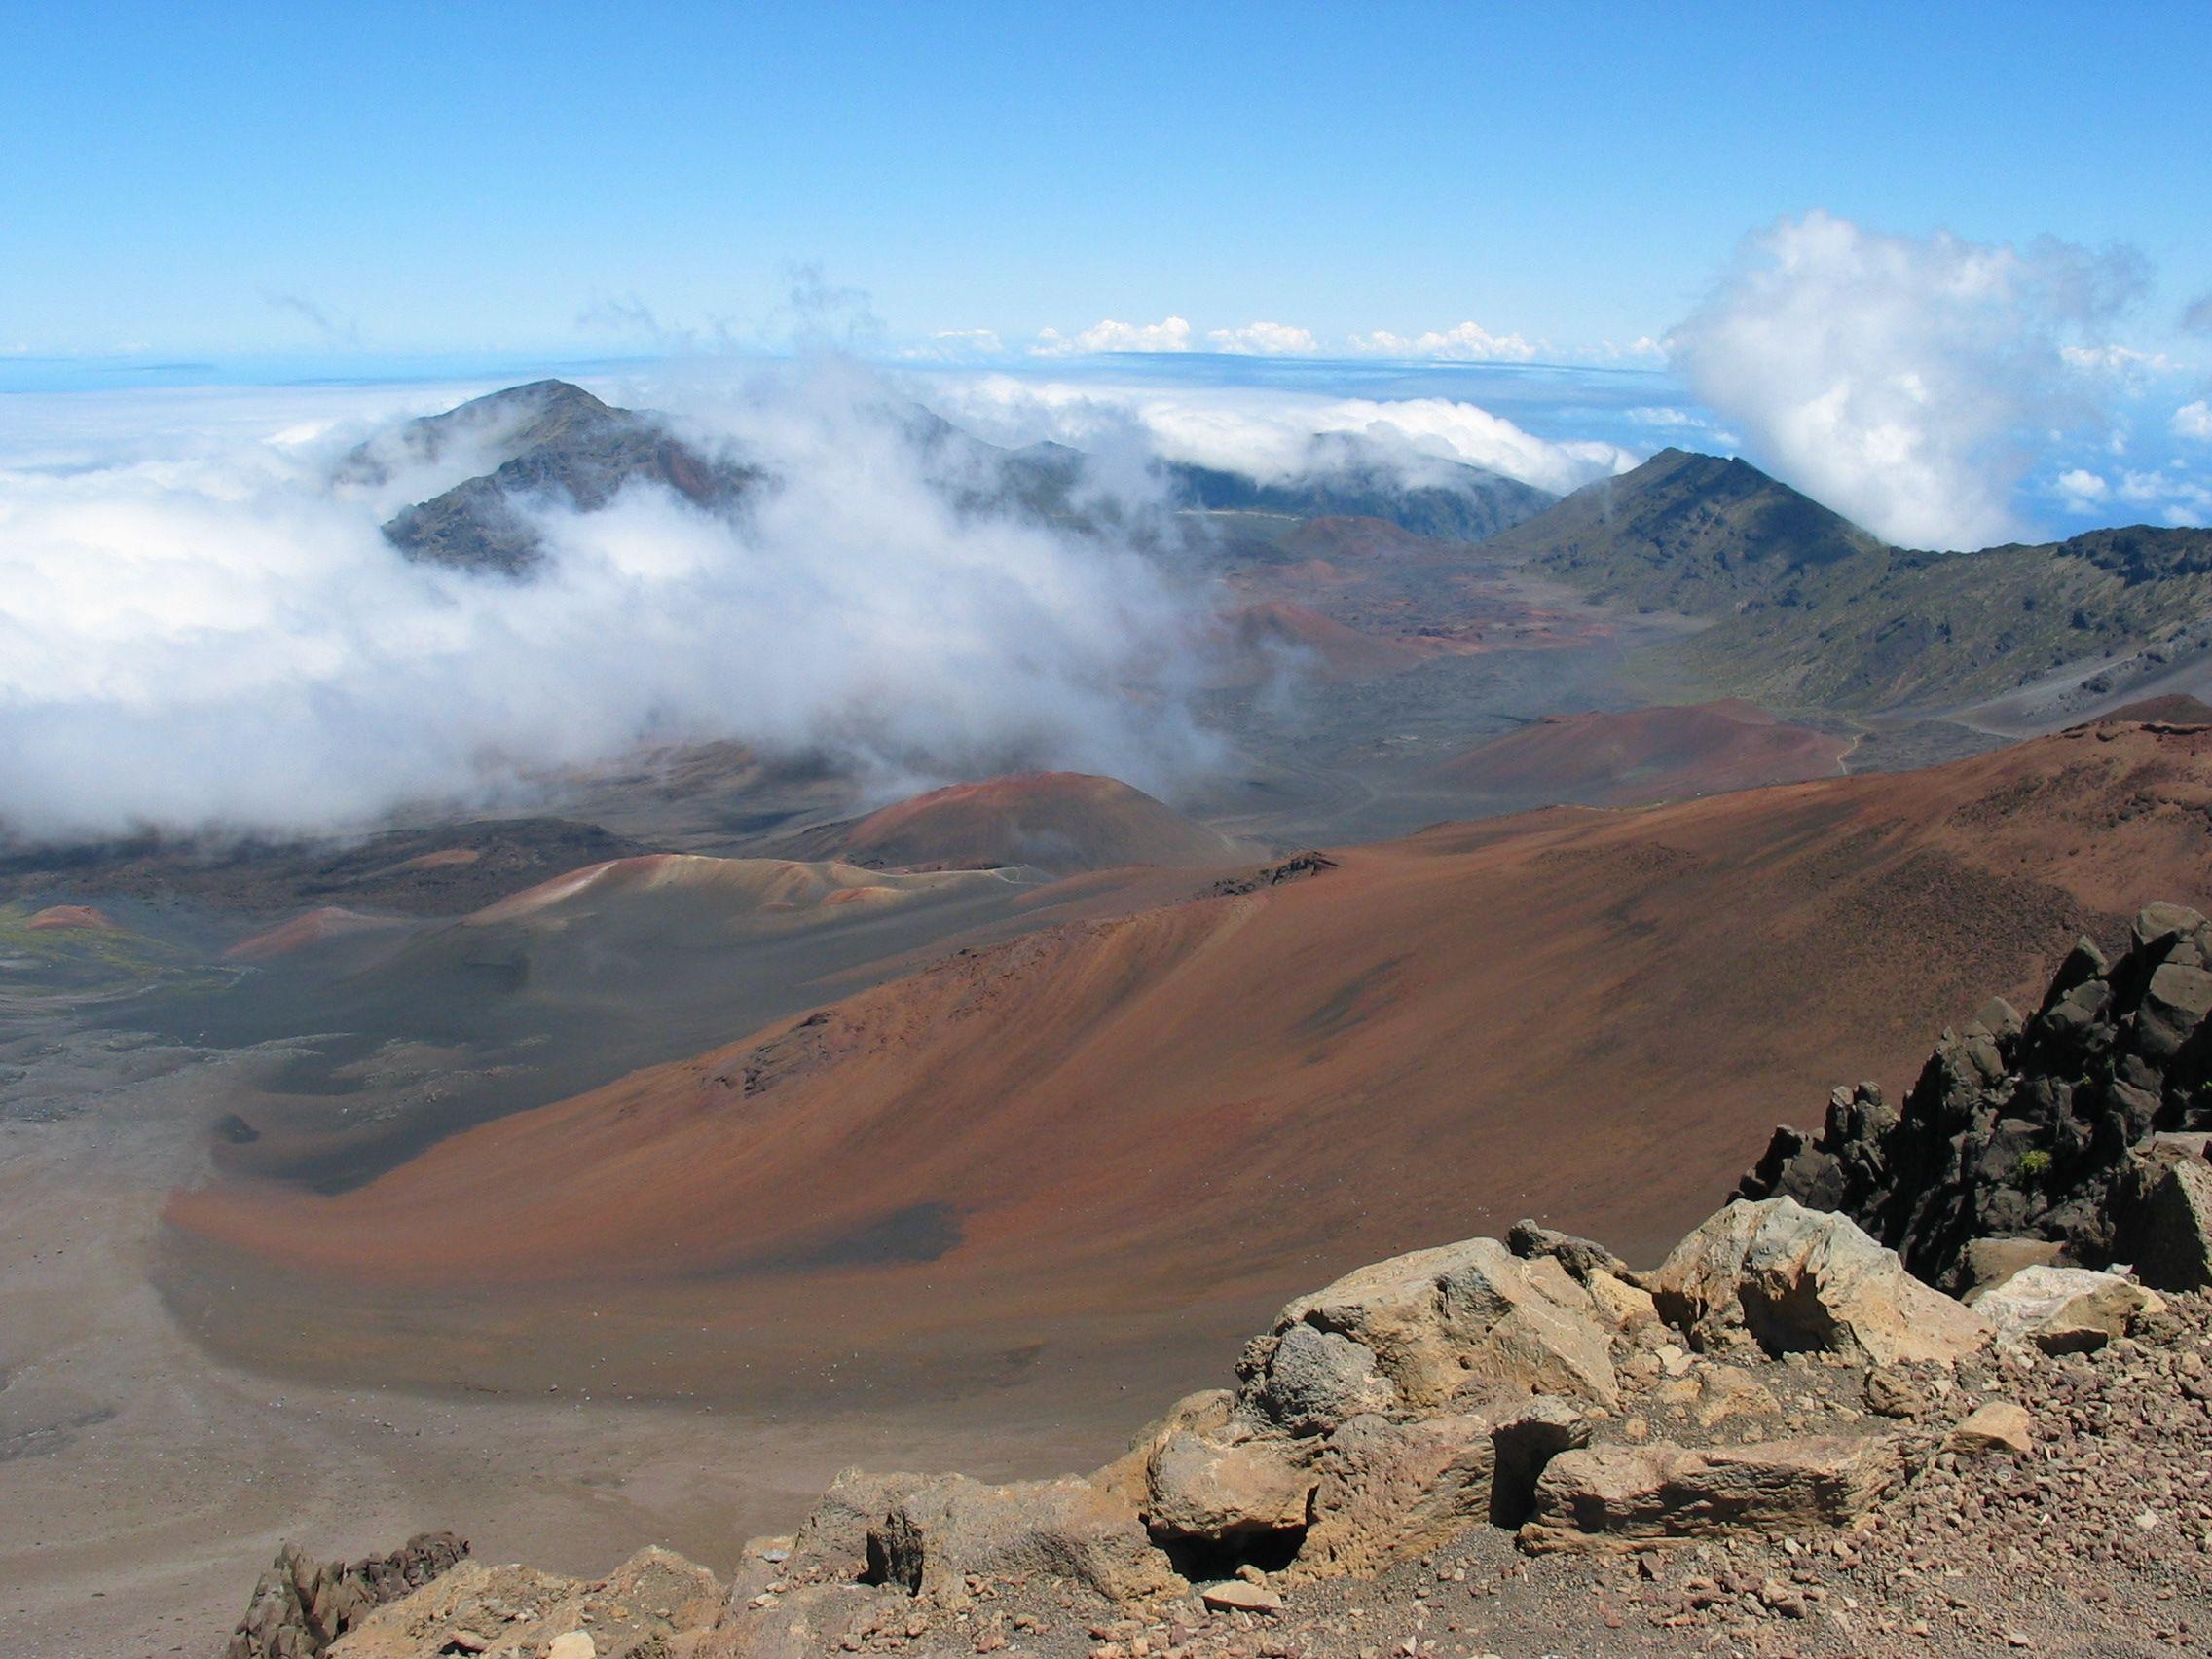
[0,365,1203,843]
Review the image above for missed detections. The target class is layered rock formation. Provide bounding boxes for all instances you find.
[1739,903,2212,1293]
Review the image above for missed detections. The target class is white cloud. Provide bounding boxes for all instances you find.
[1668,210,2148,549]
[2055,467,2110,509]
[1030,315,1193,357]
[2176,400,2212,440]
[934,375,1632,498]
[0,368,1219,841]
[1348,321,1541,362]
[2113,466,2212,526]
[1204,320,1319,356]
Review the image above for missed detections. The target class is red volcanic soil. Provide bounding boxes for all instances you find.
[170,721,2212,1399]
[785,772,1246,875]
[1219,599,1443,680]
[224,905,403,962]
[25,904,115,931]
[1434,700,1851,806]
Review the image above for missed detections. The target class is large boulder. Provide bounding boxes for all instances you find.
[1143,1415,1317,1544]
[1971,1265,2163,1354]
[1521,1435,1909,1552]
[1238,1324,1399,1437]
[867,1475,1184,1606]
[1236,1236,1619,1428]
[1645,1198,1990,1366]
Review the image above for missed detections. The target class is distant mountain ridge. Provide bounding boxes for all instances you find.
[357,381,1557,578]
[1495,448,2212,714]
[360,381,760,575]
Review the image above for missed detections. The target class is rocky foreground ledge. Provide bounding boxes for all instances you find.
[227,910,2212,1659]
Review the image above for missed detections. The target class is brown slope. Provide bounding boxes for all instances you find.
[2094,693,2212,727]
[778,772,1248,874]
[223,904,405,962]
[1432,700,1850,806]
[166,721,2212,1408]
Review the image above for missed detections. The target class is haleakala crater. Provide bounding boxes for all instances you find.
[9,28,2212,1649]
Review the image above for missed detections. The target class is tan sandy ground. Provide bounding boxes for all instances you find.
[0,1032,1181,1659]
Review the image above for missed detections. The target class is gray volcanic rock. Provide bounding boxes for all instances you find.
[1740,903,2212,1291]
[371,381,761,575]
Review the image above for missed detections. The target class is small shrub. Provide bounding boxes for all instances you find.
[2016,1148,2053,1184]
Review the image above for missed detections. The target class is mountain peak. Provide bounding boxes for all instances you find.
[1486,446,1884,611]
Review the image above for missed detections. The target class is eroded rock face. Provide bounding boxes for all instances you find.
[1645,1198,1991,1366]
[1521,1435,1910,1552]
[1740,905,2212,1290]
[227,1533,468,1659]
[1294,1394,1589,1578]
[784,1467,929,1587]
[1236,1236,1620,1425]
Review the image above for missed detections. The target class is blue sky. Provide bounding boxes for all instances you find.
[3,2,2209,549]
[5,2,2208,360]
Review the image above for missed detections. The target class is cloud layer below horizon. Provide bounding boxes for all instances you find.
[0,368,1227,844]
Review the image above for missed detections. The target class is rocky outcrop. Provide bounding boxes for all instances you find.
[1643,1197,1991,1366]
[325,1546,719,1659]
[1740,904,2212,1292]
[226,1533,467,1659]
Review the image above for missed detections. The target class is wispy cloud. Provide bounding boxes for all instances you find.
[264,291,361,348]
[898,328,1006,362]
